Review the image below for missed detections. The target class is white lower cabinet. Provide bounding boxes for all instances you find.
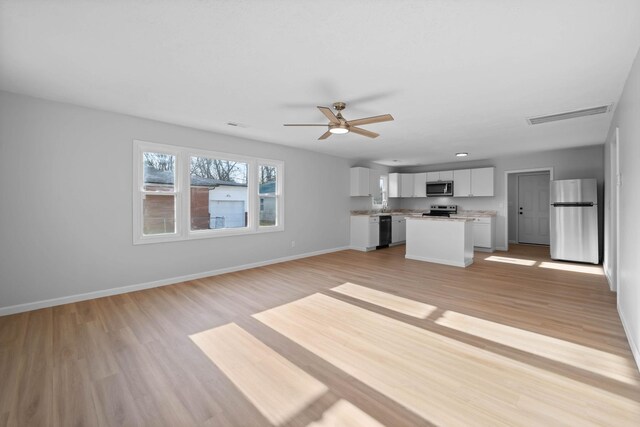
[350,216,379,251]
[391,216,406,244]
[471,217,495,251]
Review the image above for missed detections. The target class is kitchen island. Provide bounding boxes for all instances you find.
[405,216,474,267]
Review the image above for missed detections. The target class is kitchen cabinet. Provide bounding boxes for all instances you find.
[413,173,427,198]
[439,170,454,181]
[427,170,453,182]
[389,173,414,198]
[388,173,400,198]
[453,167,495,197]
[350,167,381,199]
[391,215,406,243]
[400,174,414,197]
[471,167,494,197]
[472,217,495,251]
[453,169,471,197]
[350,216,380,251]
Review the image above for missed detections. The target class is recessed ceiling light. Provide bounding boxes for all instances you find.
[456,152,468,157]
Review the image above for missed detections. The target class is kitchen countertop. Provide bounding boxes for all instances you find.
[350,210,422,217]
[406,216,473,222]
[451,210,497,218]
[351,209,497,218]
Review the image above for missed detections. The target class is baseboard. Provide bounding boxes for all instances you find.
[405,254,473,268]
[618,305,640,372]
[474,247,495,253]
[604,267,616,292]
[508,240,517,244]
[0,246,350,316]
[495,246,508,251]
[348,246,377,252]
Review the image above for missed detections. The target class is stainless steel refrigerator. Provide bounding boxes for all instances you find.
[550,179,599,264]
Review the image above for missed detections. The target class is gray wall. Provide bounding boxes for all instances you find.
[0,91,351,310]
[604,46,640,368]
[395,145,604,250]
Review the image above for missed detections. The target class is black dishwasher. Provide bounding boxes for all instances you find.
[378,215,392,248]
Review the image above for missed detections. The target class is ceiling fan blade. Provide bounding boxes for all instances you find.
[318,130,333,140]
[347,114,394,127]
[283,124,328,126]
[317,106,340,124]
[350,126,379,139]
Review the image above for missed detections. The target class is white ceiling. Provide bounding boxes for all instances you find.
[1,0,639,166]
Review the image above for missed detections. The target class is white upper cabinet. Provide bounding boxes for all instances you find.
[389,173,400,197]
[350,167,382,198]
[453,167,494,197]
[400,174,415,197]
[426,171,439,182]
[453,169,472,197]
[470,167,494,197]
[439,170,454,181]
[388,168,494,198]
[427,170,453,182]
[413,173,427,197]
[390,173,418,198]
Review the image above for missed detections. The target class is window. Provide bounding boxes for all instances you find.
[258,165,279,227]
[133,140,284,244]
[190,156,248,230]
[373,175,388,208]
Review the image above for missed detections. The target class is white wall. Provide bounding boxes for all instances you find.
[395,145,604,250]
[604,47,640,368]
[0,91,351,312]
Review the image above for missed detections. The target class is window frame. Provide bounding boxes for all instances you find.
[257,162,284,229]
[133,140,284,245]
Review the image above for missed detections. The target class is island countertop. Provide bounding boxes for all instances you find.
[405,216,473,222]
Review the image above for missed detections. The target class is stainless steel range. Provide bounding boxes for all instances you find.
[423,205,458,217]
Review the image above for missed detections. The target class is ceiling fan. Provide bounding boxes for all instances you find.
[283,102,394,140]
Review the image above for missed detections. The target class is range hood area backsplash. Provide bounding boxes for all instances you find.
[398,196,498,213]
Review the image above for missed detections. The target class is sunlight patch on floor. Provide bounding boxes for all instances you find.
[539,261,603,275]
[435,310,639,386]
[189,323,327,425]
[307,400,384,427]
[254,293,640,426]
[484,255,537,266]
[331,282,437,319]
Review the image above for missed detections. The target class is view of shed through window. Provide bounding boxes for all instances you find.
[142,152,176,235]
[190,156,248,230]
[259,165,278,226]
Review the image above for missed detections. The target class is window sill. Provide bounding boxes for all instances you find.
[133,225,284,245]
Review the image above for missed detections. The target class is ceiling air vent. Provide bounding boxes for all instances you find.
[527,104,612,125]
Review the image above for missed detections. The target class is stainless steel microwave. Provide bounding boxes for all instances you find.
[426,181,454,197]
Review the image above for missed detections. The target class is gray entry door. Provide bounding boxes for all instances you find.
[518,174,550,245]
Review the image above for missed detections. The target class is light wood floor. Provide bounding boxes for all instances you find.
[1,245,639,426]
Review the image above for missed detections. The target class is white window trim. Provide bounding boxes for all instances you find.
[133,140,284,245]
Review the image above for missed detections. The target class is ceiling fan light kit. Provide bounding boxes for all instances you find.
[329,123,349,134]
[284,101,394,140]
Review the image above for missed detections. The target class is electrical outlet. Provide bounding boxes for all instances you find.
[291,241,296,248]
